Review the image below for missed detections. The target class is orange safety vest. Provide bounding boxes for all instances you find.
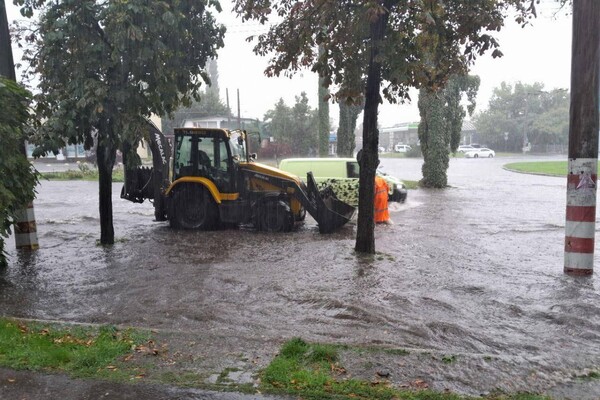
[374,176,389,223]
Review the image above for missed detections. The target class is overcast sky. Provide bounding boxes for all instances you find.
[7,0,572,128]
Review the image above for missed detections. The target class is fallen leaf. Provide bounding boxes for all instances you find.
[40,328,50,336]
[7,378,15,383]
[412,379,429,389]
[106,365,117,370]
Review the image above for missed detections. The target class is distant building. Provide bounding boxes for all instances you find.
[182,116,259,131]
[378,120,478,151]
[379,122,420,151]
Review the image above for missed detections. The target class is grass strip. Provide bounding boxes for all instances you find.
[0,318,149,379]
[503,161,574,177]
[40,169,124,182]
[261,338,551,400]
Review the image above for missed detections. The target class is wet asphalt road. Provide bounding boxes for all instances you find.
[2,155,600,398]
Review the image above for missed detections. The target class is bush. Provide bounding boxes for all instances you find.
[0,78,38,267]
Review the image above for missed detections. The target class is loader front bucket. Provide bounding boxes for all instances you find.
[306,173,356,233]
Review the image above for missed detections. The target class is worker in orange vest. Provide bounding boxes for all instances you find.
[374,175,391,224]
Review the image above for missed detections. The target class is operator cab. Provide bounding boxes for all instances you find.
[173,128,247,193]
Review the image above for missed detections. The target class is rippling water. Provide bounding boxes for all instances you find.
[2,156,600,397]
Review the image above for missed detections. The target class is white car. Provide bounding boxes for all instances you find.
[457,145,475,153]
[464,148,495,158]
[394,144,412,153]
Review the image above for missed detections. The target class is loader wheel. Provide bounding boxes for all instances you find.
[295,206,306,222]
[169,184,219,230]
[258,200,293,232]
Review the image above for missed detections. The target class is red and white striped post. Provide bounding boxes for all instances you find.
[564,0,600,275]
[565,160,596,275]
[14,201,39,251]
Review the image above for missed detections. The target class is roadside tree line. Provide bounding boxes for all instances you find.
[474,82,569,153]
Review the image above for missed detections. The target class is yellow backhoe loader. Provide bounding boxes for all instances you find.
[121,123,355,233]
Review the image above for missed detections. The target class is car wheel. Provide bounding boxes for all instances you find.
[169,184,219,230]
[474,154,479,158]
[258,199,293,232]
[489,154,494,158]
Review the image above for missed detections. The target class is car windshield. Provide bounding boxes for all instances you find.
[229,130,247,161]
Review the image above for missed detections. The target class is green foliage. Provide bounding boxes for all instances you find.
[419,89,449,188]
[22,0,225,155]
[0,77,38,267]
[263,93,318,156]
[16,0,225,243]
[234,0,536,103]
[0,318,148,377]
[419,75,479,188]
[474,82,569,152]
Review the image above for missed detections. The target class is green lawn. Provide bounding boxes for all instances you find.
[0,318,149,379]
[261,338,552,400]
[504,161,572,177]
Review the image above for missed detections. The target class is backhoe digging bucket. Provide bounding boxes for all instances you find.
[306,172,356,233]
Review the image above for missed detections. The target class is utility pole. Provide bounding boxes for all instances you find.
[237,88,241,129]
[0,0,39,252]
[226,88,231,129]
[564,0,600,275]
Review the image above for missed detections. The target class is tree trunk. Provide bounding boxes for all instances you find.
[355,4,389,254]
[96,126,117,245]
[337,100,361,157]
[419,89,449,188]
[318,45,330,157]
[0,0,16,81]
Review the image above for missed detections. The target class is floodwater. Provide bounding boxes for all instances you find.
[2,155,600,398]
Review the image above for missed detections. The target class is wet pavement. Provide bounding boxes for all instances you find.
[2,155,600,399]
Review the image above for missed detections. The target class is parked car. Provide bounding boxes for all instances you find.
[278,158,407,205]
[394,144,412,153]
[457,145,475,153]
[464,148,495,158]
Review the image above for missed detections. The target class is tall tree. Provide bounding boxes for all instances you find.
[263,98,292,143]
[318,44,330,157]
[16,0,225,245]
[234,0,537,253]
[290,92,318,155]
[207,58,220,98]
[263,94,318,156]
[474,82,569,152]
[419,75,479,188]
[337,63,364,157]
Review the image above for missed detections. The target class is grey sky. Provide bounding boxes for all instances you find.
[7,0,571,128]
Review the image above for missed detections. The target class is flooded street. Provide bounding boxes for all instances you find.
[2,155,600,398]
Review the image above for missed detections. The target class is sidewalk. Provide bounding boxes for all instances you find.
[0,367,289,400]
